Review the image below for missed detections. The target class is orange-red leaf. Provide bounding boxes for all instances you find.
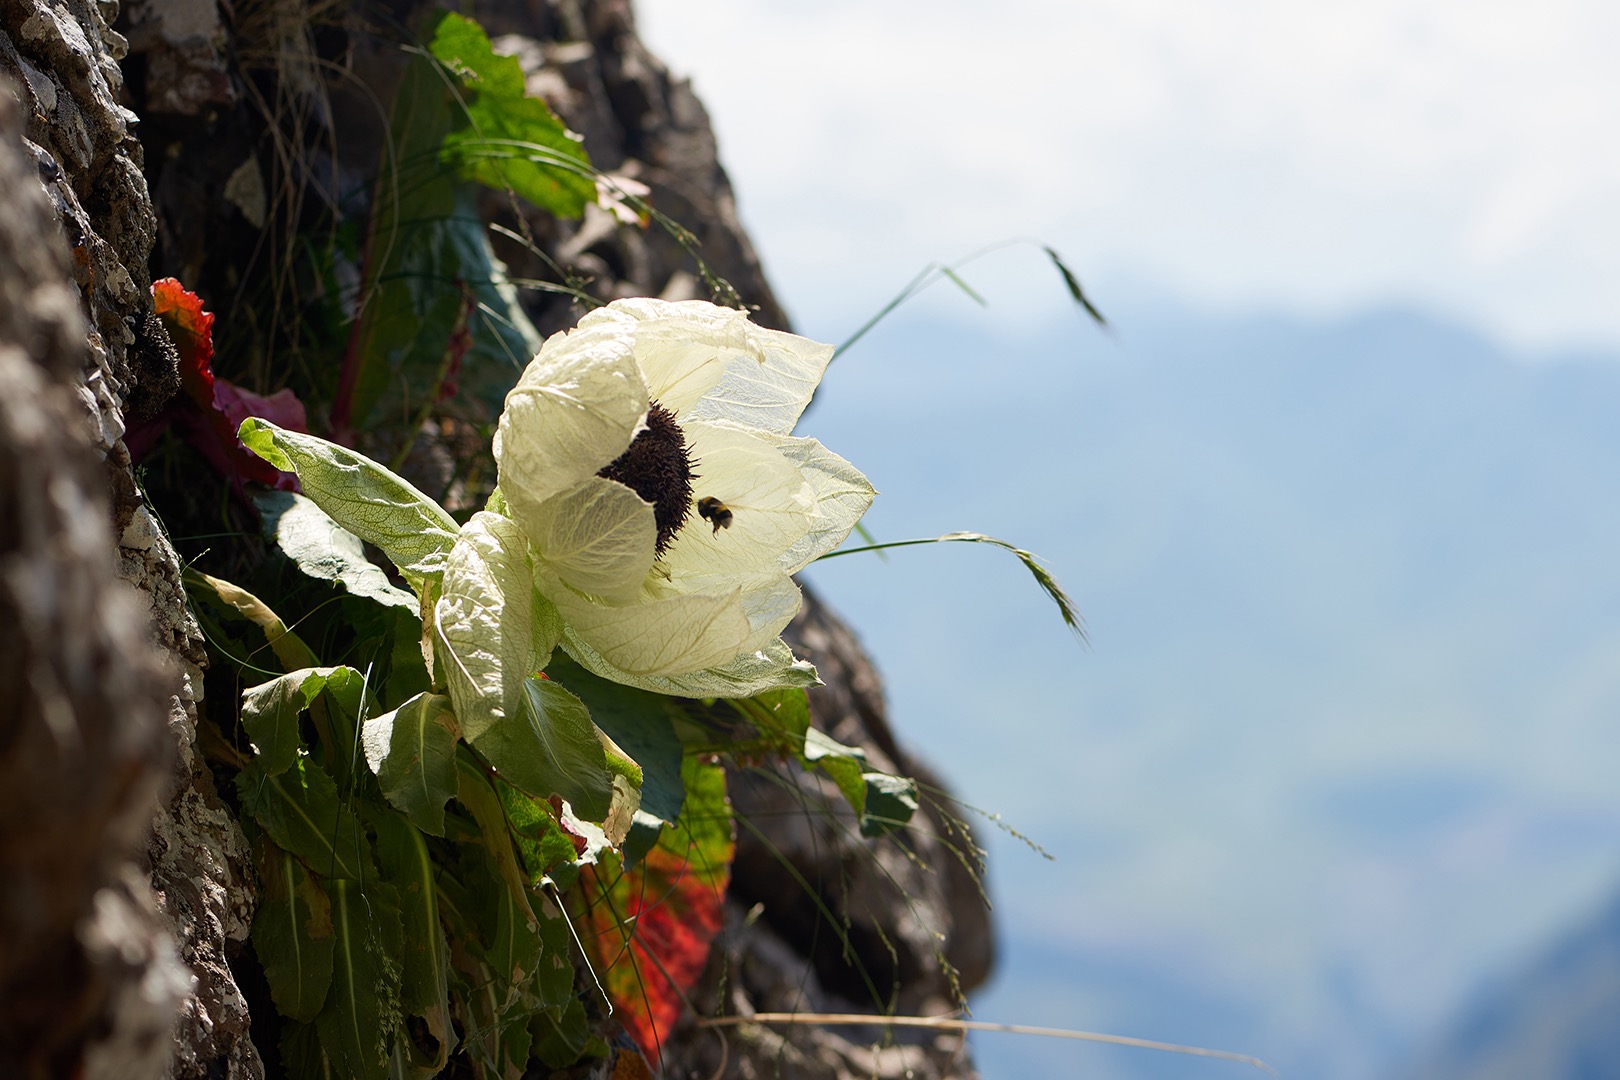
[573,759,733,1062]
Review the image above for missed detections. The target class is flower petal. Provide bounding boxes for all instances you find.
[434,512,560,743]
[495,321,649,524]
[658,420,815,587]
[559,632,819,698]
[523,476,657,602]
[549,583,752,677]
[755,433,876,572]
[579,299,832,433]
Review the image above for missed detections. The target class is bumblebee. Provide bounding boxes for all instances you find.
[696,496,734,535]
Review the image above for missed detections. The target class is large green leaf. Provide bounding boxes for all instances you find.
[428,12,596,217]
[242,667,356,776]
[370,810,455,1070]
[238,420,459,597]
[362,692,460,836]
[470,676,614,822]
[545,654,685,826]
[251,836,335,1023]
[338,35,546,435]
[434,511,559,744]
[255,490,418,611]
[316,877,402,1080]
[236,757,376,883]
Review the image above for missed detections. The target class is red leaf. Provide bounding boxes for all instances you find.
[573,760,734,1062]
[143,278,307,491]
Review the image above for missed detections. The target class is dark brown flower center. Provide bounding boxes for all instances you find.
[595,402,695,555]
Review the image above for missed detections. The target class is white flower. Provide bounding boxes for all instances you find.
[493,298,874,691]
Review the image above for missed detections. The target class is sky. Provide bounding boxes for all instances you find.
[625,3,1620,1076]
[634,0,1620,353]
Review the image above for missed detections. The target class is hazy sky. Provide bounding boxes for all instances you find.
[634,0,1620,351]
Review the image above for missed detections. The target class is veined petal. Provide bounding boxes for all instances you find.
[735,574,803,652]
[755,433,876,572]
[523,476,657,602]
[434,512,557,743]
[495,322,649,525]
[550,582,752,677]
[658,420,814,586]
[559,632,819,698]
[579,299,832,433]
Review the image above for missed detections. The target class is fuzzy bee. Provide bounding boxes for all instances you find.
[696,496,734,536]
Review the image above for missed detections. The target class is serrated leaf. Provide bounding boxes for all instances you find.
[470,676,614,823]
[573,758,733,1061]
[255,490,418,611]
[238,420,460,597]
[362,692,460,836]
[316,877,402,1080]
[498,781,586,883]
[428,12,596,218]
[251,836,335,1022]
[237,757,376,883]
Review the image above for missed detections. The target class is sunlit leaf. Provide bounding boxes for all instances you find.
[471,675,615,823]
[428,12,596,217]
[239,420,460,598]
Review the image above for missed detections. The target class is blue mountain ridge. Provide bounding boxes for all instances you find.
[788,288,1620,1080]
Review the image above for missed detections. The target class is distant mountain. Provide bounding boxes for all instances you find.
[792,288,1620,1080]
[1399,888,1620,1080]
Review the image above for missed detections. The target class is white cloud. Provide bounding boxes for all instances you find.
[634,0,1620,349]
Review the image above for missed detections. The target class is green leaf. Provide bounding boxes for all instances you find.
[237,757,376,883]
[255,490,419,611]
[240,666,366,777]
[802,726,868,816]
[530,999,590,1069]
[497,781,583,883]
[316,877,402,1080]
[546,654,685,826]
[1043,244,1109,328]
[434,511,559,744]
[858,771,920,837]
[369,811,455,1069]
[471,676,614,822]
[362,692,461,836]
[454,753,540,921]
[185,569,319,673]
[339,35,547,436]
[251,836,335,1023]
[238,420,460,597]
[428,12,596,218]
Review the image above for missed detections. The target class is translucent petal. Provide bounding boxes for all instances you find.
[559,631,819,698]
[433,512,556,743]
[522,476,657,602]
[657,420,814,588]
[495,322,648,528]
[754,433,876,572]
[735,574,803,652]
[579,299,832,433]
[549,582,752,677]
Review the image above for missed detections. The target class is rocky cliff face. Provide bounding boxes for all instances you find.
[0,1,992,1076]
